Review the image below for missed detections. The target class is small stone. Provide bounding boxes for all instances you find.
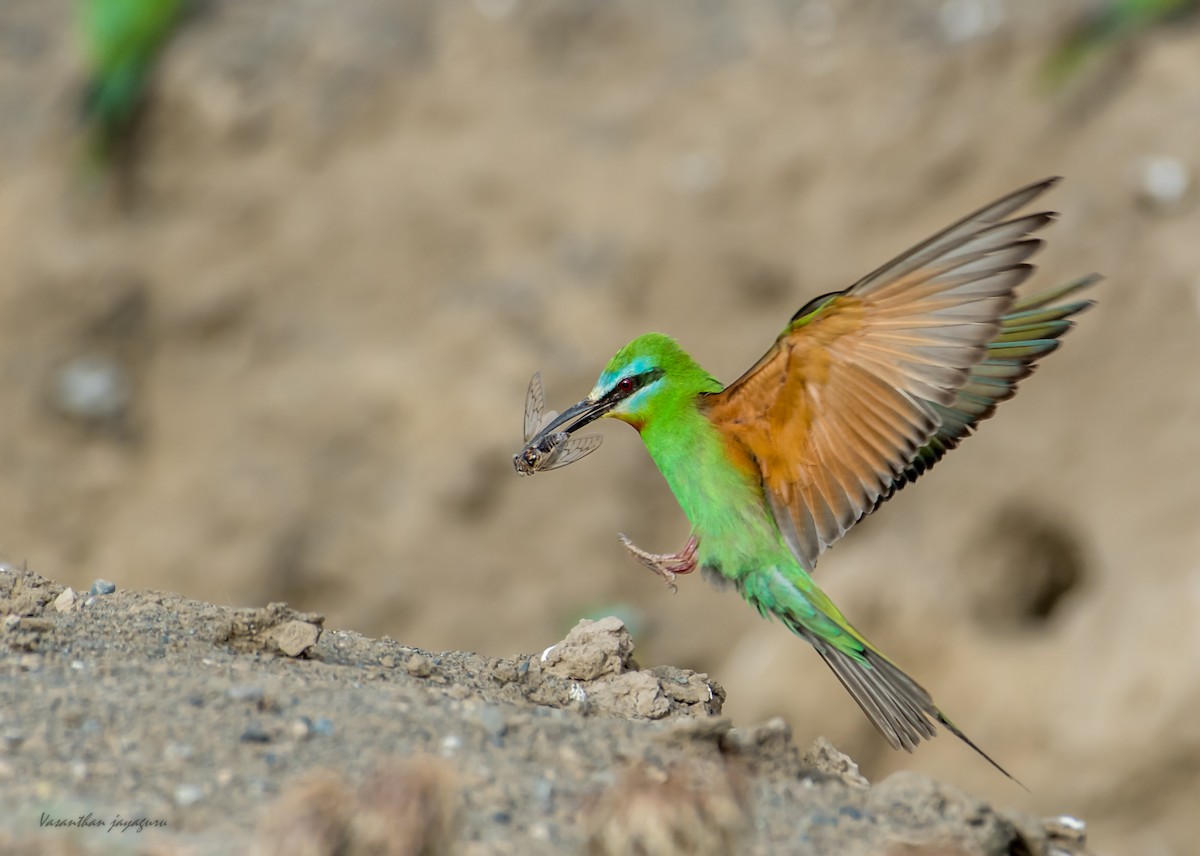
[3,615,18,631]
[478,705,508,745]
[290,717,314,741]
[70,761,88,782]
[405,654,433,678]
[226,685,266,703]
[1139,155,1191,211]
[801,737,870,789]
[272,620,321,657]
[2,729,25,752]
[439,734,462,757]
[311,717,334,737]
[240,726,272,744]
[174,783,205,807]
[89,579,117,596]
[379,654,397,669]
[53,354,131,423]
[54,588,77,613]
[533,778,555,812]
[164,743,194,763]
[1045,814,1087,844]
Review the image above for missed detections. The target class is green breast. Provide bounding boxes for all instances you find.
[639,408,791,581]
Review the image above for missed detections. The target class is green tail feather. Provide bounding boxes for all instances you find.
[753,567,1024,785]
[802,625,1025,787]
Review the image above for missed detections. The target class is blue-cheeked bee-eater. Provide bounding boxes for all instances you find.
[516,178,1100,781]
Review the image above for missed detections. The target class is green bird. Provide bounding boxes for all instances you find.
[76,0,186,165]
[517,178,1099,779]
[1039,0,1199,90]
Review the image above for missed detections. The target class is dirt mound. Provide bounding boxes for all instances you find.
[0,566,1089,854]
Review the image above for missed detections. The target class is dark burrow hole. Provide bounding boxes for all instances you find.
[960,504,1088,629]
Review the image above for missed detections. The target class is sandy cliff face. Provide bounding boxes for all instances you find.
[0,1,1197,852]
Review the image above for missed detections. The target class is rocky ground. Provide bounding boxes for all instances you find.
[0,566,1091,855]
[2,1,1200,853]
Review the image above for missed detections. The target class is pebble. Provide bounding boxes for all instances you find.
[239,726,272,744]
[1045,814,1087,844]
[53,588,77,613]
[272,620,320,657]
[89,579,117,596]
[2,729,26,752]
[311,717,335,737]
[1139,156,1191,211]
[478,704,508,745]
[405,653,433,677]
[164,743,195,763]
[70,760,88,782]
[439,734,463,758]
[533,777,555,812]
[226,685,266,704]
[174,784,205,807]
[290,717,314,741]
[3,615,19,631]
[52,354,131,422]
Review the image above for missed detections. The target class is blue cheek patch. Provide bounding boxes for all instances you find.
[593,355,656,399]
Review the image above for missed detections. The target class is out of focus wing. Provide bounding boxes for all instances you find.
[523,372,546,442]
[703,178,1062,570]
[539,435,604,471]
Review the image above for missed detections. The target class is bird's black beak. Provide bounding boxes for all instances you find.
[533,397,612,440]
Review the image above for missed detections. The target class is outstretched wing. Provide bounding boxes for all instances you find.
[867,274,1098,513]
[703,177,1078,571]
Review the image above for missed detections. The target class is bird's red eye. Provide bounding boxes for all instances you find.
[618,377,636,393]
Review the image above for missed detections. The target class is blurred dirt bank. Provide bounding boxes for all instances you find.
[1,1,1199,853]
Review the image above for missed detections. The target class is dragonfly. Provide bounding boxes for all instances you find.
[513,372,603,476]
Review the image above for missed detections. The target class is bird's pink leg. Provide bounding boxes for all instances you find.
[617,533,699,594]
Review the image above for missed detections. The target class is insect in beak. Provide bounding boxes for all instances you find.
[512,372,604,476]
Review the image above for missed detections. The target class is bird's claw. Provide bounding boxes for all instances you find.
[618,533,699,594]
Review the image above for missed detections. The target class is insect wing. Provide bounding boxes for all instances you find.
[523,372,546,443]
[539,434,603,471]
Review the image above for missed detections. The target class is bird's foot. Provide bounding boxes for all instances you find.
[618,533,698,594]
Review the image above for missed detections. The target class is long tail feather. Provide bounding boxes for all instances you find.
[754,565,1026,786]
[804,632,1025,788]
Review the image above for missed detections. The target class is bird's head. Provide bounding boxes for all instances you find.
[530,333,721,440]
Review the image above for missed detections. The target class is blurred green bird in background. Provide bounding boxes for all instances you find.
[1039,0,1200,90]
[75,0,186,173]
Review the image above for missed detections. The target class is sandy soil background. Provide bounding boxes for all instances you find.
[1,0,1199,852]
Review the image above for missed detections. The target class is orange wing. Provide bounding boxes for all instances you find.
[703,178,1060,571]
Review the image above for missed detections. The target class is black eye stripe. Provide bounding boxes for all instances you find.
[607,368,664,402]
